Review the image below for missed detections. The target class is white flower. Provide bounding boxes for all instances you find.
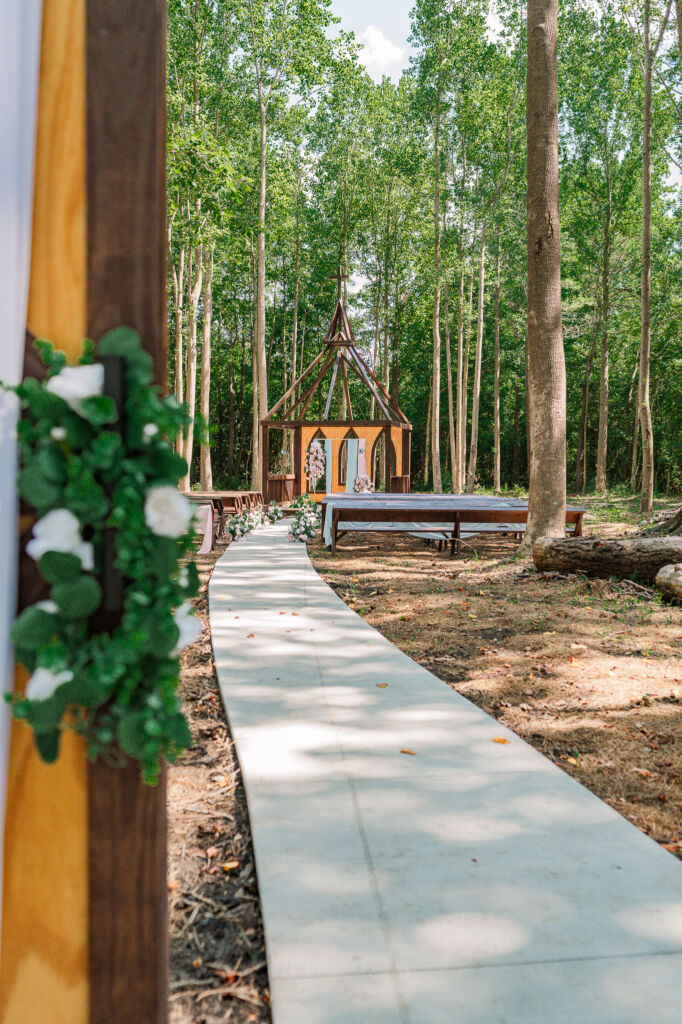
[171,601,201,655]
[35,600,59,614]
[46,363,104,413]
[26,508,93,569]
[25,667,73,702]
[179,567,189,587]
[142,423,159,441]
[144,485,192,538]
[50,426,67,441]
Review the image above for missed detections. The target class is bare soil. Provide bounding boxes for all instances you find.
[168,537,271,1024]
[308,497,682,860]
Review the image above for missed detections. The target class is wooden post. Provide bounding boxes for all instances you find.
[85,3,168,1023]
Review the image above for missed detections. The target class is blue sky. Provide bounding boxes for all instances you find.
[330,0,415,81]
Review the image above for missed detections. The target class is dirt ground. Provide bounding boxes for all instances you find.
[169,494,681,1022]
[168,537,271,1024]
[308,495,682,859]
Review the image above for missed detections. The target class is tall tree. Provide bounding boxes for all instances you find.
[522,0,566,546]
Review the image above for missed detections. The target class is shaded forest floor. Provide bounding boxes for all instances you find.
[169,537,271,1024]
[309,492,682,860]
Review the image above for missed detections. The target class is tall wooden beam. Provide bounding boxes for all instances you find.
[85,4,168,1023]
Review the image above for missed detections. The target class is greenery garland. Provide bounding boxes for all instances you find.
[7,328,199,784]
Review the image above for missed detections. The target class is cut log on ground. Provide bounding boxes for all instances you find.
[533,536,682,584]
[655,563,682,603]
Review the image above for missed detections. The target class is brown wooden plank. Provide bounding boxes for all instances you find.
[323,354,341,420]
[86,0,167,385]
[85,3,168,1023]
[341,358,353,420]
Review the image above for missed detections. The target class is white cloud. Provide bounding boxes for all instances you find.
[358,25,406,82]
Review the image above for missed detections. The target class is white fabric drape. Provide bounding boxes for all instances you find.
[324,439,332,495]
[0,0,44,948]
[344,439,359,492]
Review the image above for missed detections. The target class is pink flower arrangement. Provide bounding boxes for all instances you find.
[305,440,326,491]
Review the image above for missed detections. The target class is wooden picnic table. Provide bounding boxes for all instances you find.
[320,494,585,556]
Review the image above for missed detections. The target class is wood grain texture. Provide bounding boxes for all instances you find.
[1,2,89,1020]
[85,4,168,1022]
[88,762,167,1024]
[86,0,168,384]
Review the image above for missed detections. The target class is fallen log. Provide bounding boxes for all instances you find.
[532,536,682,584]
[655,563,682,603]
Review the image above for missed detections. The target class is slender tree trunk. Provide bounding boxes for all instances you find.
[466,226,487,492]
[595,220,611,492]
[522,0,566,547]
[444,280,456,488]
[255,105,269,489]
[172,246,186,456]
[181,239,203,491]
[461,256,475,482]
[228,361,235,481]
[455,234,465,492]
[289,191,301,471]
[424,378,432,488]
[199,244,214,490]
[513,385,521,483]
[250,236,260,490]
[493,238,502,493]
[576,334,597,492]
[431,83,443,493]
[639,4,655,514]
[630,403,640,490]
[677,0,682,60]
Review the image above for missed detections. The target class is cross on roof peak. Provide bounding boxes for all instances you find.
[328,265,349,302]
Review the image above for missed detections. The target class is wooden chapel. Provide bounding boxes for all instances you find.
[261,269,412,502]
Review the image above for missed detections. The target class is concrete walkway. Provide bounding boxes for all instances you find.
[209,522,682,1024]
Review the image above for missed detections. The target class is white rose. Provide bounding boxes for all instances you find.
[46,363,104,413]
[171,601,201,656]
[50,426,67,441]
[144,486,192,538]
[26,508,93,568]
[25,667,73,702]
[142,423,159,441]
[35,600,59,614]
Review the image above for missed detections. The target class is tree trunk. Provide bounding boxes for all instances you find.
[289,193,301,472]
[181,239,203,491]
[630,403,640,490]
[522,0,566,548]
[595,218,611,493]
[493,238,501,493]
[466,226,486,492]
[172,247,185,457]
[424,378,432,488]
[228,361,235,481]
[199,245,214,490]
[444,279,456,488]
[513,384,521,483]
[656,563,682,602]
[250,236,260,490]
[533,536,682,584]
[652,508,682,535]
[576,335,597,492]
[461,256,475,483]
[455,234,465,492]
[255,105,269,489]
[431,84,443,493]
[677,0,682,60]
[639,3,655,514]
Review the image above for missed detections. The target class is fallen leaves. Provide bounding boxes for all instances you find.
[222,859,241,873]
[376,683,388,688]
[492,737,510,745]
[400,748,417,755]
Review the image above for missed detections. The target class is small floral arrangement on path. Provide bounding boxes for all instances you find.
[266,502,284,522]
[354,474,374,493]
[304,440,326,491]
[6,328,199,783]
[289,504,321,542]
[291,492,317,511]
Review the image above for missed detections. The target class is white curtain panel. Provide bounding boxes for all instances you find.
[0,0,44,948]
[324,438,332,495]
[344,438,359,492]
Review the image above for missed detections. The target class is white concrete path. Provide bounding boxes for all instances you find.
[209,522,682,1024]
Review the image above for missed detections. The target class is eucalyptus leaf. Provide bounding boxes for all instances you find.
[52,576,103,619]
[34,729,61,763]
[38,551,83,583]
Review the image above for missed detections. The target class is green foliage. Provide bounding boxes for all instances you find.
[9,333,199,784]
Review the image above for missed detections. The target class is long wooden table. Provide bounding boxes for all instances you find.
[321,494,585,555]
